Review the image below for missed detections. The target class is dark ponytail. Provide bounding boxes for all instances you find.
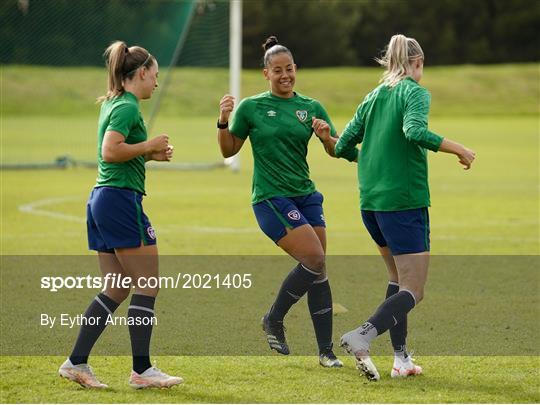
[262,36,279,52]
[261,35,293,67]
[98,41,155,102]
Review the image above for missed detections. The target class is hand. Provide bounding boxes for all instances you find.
[149,144,174,162]
[219,94,235,124]
[312,117,331,141]
[457,146,476,170]
[439,139,476,170]
[147,134,169,153]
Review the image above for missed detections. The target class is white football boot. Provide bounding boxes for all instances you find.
[391,355,423,378]
[129,366,183,389]
[58,358,108,389]
[340,329,380,381]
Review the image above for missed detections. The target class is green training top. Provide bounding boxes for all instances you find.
[95,91,147,194]
[335,77,444,211]
[230,91,357,204]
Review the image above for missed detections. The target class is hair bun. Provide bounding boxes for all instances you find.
[262,36,279,52]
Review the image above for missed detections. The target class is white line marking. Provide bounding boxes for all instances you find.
[17,198,259,234]
[16,198,538,243]
[18,196,85,223]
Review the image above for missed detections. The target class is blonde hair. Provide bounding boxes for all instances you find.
[375,34,424,88]
[97,41,155,103]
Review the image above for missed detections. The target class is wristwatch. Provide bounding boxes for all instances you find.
[217,119,228,129]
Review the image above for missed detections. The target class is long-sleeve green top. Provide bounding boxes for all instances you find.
[335,77,444,211]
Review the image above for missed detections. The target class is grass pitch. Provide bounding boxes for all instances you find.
[2,115,537,255]
[0,64,538,403]
[1,356,538,403]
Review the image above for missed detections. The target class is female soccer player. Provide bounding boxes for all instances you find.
[312,34,476,380]
[218,36,356,367]
[58,41,182,389]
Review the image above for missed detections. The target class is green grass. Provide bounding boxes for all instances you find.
[2,64,539,117]
[1,356,539,403]
[1,115,537,255]
[2,256,537,357]
[1,65,539,403]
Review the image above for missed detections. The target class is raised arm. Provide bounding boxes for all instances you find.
[404,87,475,169]
[311,101,361,162]
[101,102,172,163]
[217,94,245,158]
[312,117,338,157]
[102,132,170,163]
[438,138,476,170]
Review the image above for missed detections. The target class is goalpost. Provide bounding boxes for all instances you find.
[224,0,242,172]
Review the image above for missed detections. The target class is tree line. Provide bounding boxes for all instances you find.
[1,0,538,67]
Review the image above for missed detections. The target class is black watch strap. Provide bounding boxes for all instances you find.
[217,119,228,129]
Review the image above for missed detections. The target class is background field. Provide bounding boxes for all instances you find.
[1,64,539,403]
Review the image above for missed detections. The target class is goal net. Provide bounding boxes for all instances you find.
[1,0,241,171]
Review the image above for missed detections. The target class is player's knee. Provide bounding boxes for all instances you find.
[104,288,130,303]
[303,256,325,274]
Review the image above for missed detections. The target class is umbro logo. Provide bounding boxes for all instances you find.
[267,110,277,117]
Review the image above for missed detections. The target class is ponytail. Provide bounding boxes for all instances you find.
[261,35,293,67]
[97,41,155,103]
[375,34,424,88]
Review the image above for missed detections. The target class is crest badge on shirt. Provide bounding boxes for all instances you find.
[295,110,308,122]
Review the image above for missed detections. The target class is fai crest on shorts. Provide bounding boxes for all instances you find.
[287,210,301,221]
[296,110,308,122]
[147,226,156,240]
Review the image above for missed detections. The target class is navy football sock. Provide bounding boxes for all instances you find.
[268,263,319,322]
[70,293,119,365]
[128,294,156,374]
[385,282,408,352]
[368,290,416,336]
[308,278,333,353]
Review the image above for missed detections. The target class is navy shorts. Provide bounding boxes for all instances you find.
[252,191,325,243]
[87,187,157,253]
[361,208,430,255]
